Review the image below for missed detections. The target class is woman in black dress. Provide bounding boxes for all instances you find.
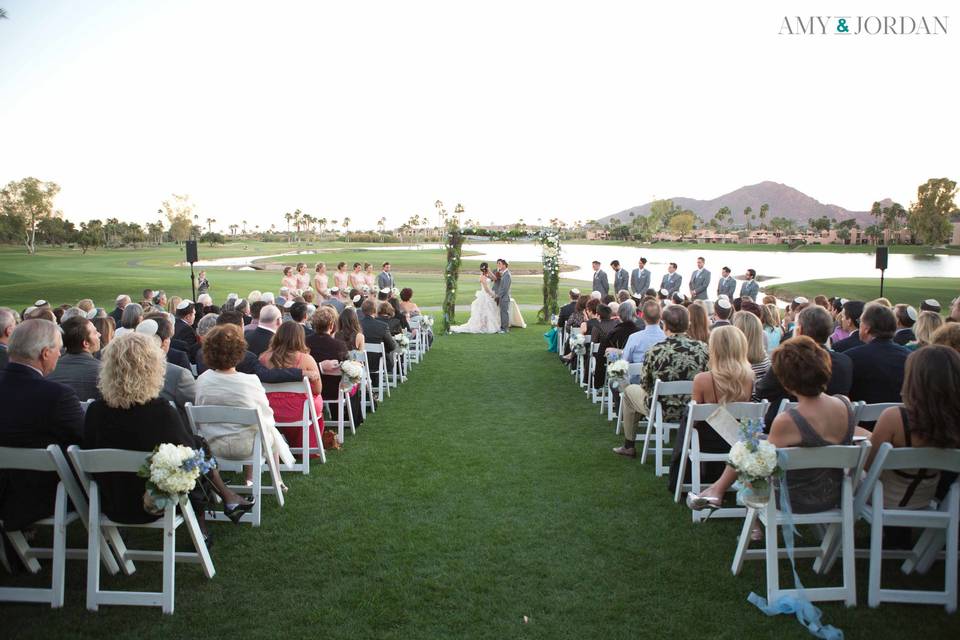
[307,306,363,427]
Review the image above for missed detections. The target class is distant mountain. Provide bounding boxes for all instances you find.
[600,181,879,227]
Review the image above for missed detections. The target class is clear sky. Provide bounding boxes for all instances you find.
[1,1,957,232]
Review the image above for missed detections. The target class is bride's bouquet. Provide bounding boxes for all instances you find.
[728,418,780,508]
[569,333,586,356]
[138,444,216,516]
[606,359,631,390]
[340,359,364,386]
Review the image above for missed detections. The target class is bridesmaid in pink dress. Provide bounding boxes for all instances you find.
[259,321,325,453]
[333,261,350,291]
[348,262,366,290]
[363,263,376,290]
[281,266,298,291]
[313,262,329,297]
[295,262,311,292]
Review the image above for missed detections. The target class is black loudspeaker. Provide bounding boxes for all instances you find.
[875,246,888,270]
[186,240,198,264]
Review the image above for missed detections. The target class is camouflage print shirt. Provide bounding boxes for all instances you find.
[640,334,709,423]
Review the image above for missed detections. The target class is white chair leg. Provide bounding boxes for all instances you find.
[639,416,655,465]
[673,422,694,504]
[765,510,779,604]
[731,509,758,575]
[161,505,176,614]
[50,485,67,608]
[337,396,345,444]
[181,497,215,580]
[868,505,884,607]
[841,481,856,607]
[7,531,41,573]
[86,484,101,612]
[346,393,356,435]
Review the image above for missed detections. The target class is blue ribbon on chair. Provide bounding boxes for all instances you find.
[747,450,844,640]
[543,327,558,352]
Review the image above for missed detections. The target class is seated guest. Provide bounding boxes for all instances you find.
[907,310,943,351]
[246,301,266,333]
[360,298,397,385]
[379,301,404,336]
[136,315,195,422]
[846,303,910,405]
[711,297,733,328]
[196,324,294,488]
[620,300,665,369]
[591,304,618,343]
[613,305,708,458]
[323,288,346,314]
[166,296,182,315]
[195,310,304,385]
[688,335,857,516]
[190,313,220,363]
[932,322,960,352]
[668,325,754,492]
[174,300,198,347]
[289,302,314,337]
[920,298,941,314]
[580,298,601,336]
[115,302,143,337]
[47,316,102,401]
[307,306,363,428]
[732,310,771,380]
[556,289,578,329]
[247,304,282,356]
[868,346,960,511]
[259,321,325,451]
[90,316,114,358]
[144,312,192,371]
[756,305,853,427]
[0,319,84,533]
[336,307,366,351]
[762,304,783,353]
[83,333,254,535]
[595,300,640,388]
[141,289,154,308]
[0,307,18,368]
[687,302,710,343]
[109,294,130,326]
[893,304,917,346]
[832,301,865,352]
[781,297,810,341]
[564,294,589,333]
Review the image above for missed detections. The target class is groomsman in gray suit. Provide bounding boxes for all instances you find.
[688,257,711,301]
[630,257,650,296]
[493,259,512,333]
[660,263,682,297]
[611,260,629,294]
[740,268,760,301]
[377,262,395,290]
[591,261,609,297]
[716,266,737,300]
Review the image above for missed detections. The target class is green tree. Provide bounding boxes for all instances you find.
[808,216,832,233]
[650,199,682,225]
[759,203,770,229]
[161,194,195,244]
[0,177,62,254]
[668,212,695,240]
[907,178,956,246]
[36,216,76,245]
[201,231,226,245]
[769,216,795,234]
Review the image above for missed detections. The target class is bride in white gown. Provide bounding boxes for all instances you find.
[450,264,527,334]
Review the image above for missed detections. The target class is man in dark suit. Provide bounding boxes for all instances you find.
[246,304,282,356]
[893,304,917,346]
[0,307,16,370]
[756,306,853,427]
[556,289,580,329]
[846,303,911,407]
[47,316,103,401]
[173,300,198,348]
[832,301,865,352]
[109,294,130,327]
[360,298,397,385]
[0,319,84,533]
[289,302,315,337]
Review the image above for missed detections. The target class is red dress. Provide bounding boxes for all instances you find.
[264,353,324,453]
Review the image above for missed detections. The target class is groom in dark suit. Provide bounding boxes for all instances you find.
[493,259,513,333]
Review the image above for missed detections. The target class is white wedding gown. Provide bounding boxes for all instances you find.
[451,276,501,334]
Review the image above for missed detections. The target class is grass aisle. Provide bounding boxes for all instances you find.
[2,317,954,638]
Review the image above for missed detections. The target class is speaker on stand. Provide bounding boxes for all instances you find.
[875,246,888,298]
[186,240,199,302]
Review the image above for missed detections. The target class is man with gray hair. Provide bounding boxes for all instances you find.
[246,304,282,355]
[0,307,17,369]
[596,299,641,393]
[109,294,130,326]
[0,319,84,532]
[59,307,85,324]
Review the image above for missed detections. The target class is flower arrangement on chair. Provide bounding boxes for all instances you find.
[138,444,216,516]
[339,359,364,388]
[606,358,630,391]
[569,333,586,356]
[728,419,780,508]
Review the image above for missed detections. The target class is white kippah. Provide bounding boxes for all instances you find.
[227,292,238,300]
[660,288,669,296]
[570,288,580,296]
[283,300,295,309]
[794,296,809,305]
[34,299,48,306]
[923,298,940,307]
[135,319,159,337]
[330,287,340,293]
[718,294,730,301]
[717,298,732,310]
[906,305,918,321]
[361,285,370,292]
[176,300,193,310]
[352,295,362,303]
[85,308,98,320]
[380,287,391,295]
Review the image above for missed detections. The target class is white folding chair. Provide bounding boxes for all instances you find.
[0,445,121,608]
[576,336,592,390]
[364,343,390,402]
[262,377,326,473]
[673,401,770,522]
[614,363,645,435]
[407,317,423,364]
[387,342,406,389]
[639,380,695,477]
[588,343,602,403]
[322,379,356,444]
[349,349,376,418]
[67,446,215,614]
[855,402,903,424]
[730,445,866,607]
[185,404,285,527]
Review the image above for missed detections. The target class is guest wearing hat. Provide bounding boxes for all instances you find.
[630,258,651,296]
[781,297,810,341]
[893,304,918,346]
[832,301,866,352]
[174,299,198,348]
[322,287,345,314]
[711,297,733,328]
[919,298,941,314]
[591,261,610,297]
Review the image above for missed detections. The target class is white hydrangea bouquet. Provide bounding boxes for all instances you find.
[569,333,586,355]
[394,333,410,348]
[728,419,779,508]
[137,444,215,516]
[421,315,434,329]
[606,359,631,390]
[340,359,364,386]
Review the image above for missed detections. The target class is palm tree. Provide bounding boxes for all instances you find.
[377,216,386,240]
[759,203,770,229]
[241,219,247,234]
[228,224,238,236]
[205,218,216,233]
[284,212,292,236]
[342,217,351,242]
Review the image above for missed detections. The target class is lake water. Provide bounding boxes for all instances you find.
[188,242,959,288]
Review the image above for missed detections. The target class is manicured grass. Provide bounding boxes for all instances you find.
[766,277,960,308]
[0,243,578,312]
[1,315,954,638]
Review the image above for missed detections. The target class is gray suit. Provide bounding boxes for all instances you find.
[660,272,682,296]
[612,269,629,294]
[160,362,196,424]
[740,279,760,301]
[377,271,395,290]
[494,269,512,332]
[47,352,102,402]
[716,275,737,300]
[592,270,609,297]
[689,268,711,300]
[630,268,651,296]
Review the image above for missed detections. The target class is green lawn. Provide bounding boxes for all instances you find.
[582,240,960,255]
[766,277,959,308]
[0,243,578,312]
[1,316,954,638]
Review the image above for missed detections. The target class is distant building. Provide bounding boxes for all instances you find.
[586,229,609,240]
[952,221,960,246]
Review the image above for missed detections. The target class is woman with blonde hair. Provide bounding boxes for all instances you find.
[687,301,710,344]
[76,298,95,313]
[733,310,771,378]
[313,262,329,298]
[363,262,376,289]
[669,325,754,494]
[333,261,349,291]
[761,303,782,353]
[166,295,182,315]
[908,310,943,351]
[83,333,254,536]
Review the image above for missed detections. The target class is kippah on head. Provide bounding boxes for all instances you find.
[920,298,941,312]
[135,319,159,337]
[717,298,732,310]
[177,299,194,310]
